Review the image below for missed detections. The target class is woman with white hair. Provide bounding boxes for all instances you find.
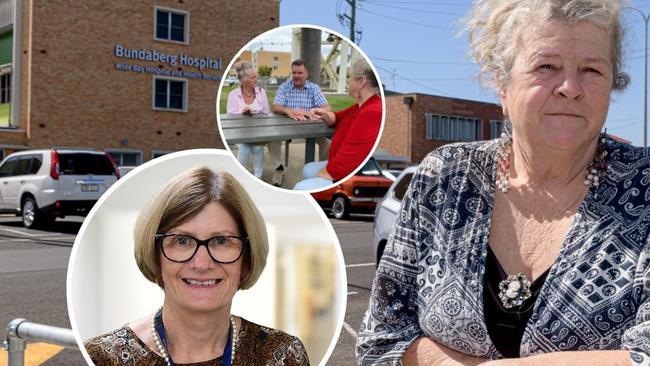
[293,58,383,190]
[226,61,270,179]
[357,0,650,365]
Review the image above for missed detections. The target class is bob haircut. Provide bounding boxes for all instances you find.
[463,0,629,91]
[133,167,268,290]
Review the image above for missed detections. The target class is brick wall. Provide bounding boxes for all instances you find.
[16,0,279,161]
[378,93,503,164]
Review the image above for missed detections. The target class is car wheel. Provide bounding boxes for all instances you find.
[22,197,47,229]
[331,196,349,219]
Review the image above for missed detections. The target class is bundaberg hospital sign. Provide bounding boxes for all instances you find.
[113,44,222,81]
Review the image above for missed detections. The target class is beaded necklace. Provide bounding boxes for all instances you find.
[493,129,609,308]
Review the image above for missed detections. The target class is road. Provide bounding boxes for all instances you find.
[327,214,377,365]
[0,216,86,365]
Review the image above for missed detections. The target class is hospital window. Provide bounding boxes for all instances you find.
[426,113,483,142]
[155,8,188,43]
[106,151,142,166]
[0,73,10,104]
[152,151,170,159]
[153,77,187,112]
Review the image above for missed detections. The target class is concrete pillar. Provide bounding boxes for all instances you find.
[291,28,301,63]
[300,28,321,85]
[337,41,349,94]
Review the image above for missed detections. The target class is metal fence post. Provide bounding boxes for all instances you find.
[5,318,27,366]
[4,318,79,366]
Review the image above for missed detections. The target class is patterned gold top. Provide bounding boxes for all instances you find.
[85,317,310,365]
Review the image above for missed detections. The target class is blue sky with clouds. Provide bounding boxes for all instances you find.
[279,0,650,146]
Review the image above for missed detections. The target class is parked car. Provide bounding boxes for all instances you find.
[311,158,393,219]
[382,168,404,181]
[117,165,137,177]
[372,166,417,265]
[0,150,120,228]
[224,76,239,86]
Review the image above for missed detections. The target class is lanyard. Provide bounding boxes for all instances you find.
[154,308,233,366]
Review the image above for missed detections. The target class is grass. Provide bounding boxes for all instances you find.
[218,85,355,114]
[0,103,9,127]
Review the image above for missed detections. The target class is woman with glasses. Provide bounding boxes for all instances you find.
[227,61,270,179]
[84,167,309,365]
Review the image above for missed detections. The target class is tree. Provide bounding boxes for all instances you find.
[258,65,273,77]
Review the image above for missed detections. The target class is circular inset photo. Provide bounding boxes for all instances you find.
[216,24,385,192]
[67,149,345,365]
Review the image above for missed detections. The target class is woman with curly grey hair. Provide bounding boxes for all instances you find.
[357,1,650,365]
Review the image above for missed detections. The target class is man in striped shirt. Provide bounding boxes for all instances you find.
[271,59,331,186]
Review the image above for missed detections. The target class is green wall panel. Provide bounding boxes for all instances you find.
[0,31,13,66]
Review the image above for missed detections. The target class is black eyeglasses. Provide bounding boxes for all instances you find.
[155,233,247,263]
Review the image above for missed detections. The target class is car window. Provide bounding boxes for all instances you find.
[0,156,19,177]
[59,153,115,175]
[356,159,383,176]
[13,157,32,176]
[393,173,414,201]
[29,155,43,174]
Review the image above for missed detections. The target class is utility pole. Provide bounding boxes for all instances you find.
[344,0,356,43]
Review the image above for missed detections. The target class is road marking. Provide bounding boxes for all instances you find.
[0,342,65,366]
[346,262,374,268]
[0,227,53,237]
[343,321,358,339]
[347,291,359,295]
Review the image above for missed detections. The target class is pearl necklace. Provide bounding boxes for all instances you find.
[150,308,239,366]
[495,132,609,194]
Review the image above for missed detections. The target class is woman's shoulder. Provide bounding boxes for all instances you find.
[84,325,157,365]
[236,318,310,365]
[608,139,650,165]
[416,139,498,176]
[227,87,242,97]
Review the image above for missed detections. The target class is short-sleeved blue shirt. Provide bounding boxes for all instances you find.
[273,80,328,110]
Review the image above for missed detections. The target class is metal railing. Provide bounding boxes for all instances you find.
[3,318,79,366]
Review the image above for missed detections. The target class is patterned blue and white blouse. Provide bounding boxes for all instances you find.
[357,139,650,365]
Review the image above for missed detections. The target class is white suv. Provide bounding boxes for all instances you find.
[0,150,120,228]
[372,166,417,266]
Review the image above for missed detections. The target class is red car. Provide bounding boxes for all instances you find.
[311,158,393,219]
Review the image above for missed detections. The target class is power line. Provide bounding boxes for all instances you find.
[396,77,466,81]
[361,1,459,16]
[607,115,643,124]
[365,0,471,5]
[357,7,447,30]
[375,64,450,95]
[607,120,643,130]
[371,56,472,65]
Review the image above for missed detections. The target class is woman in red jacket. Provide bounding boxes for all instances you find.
[293,58,383,190]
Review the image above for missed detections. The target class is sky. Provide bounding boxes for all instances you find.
[279,0,650,147]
